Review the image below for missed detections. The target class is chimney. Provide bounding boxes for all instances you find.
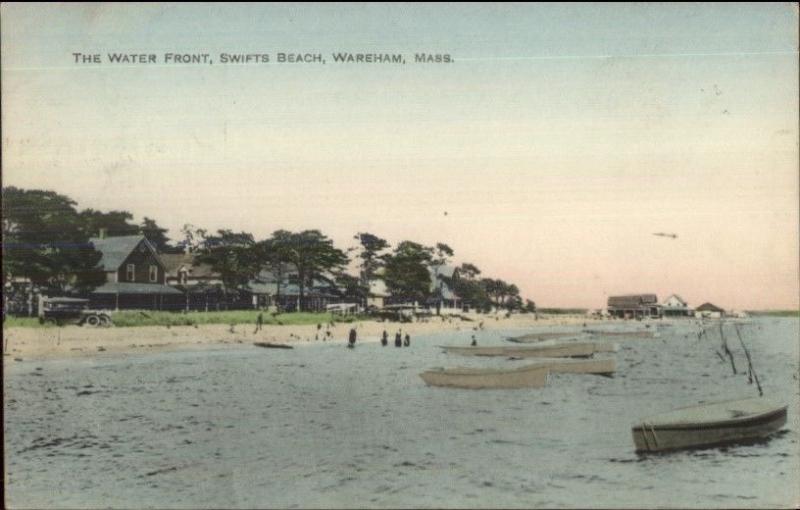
[98,228,107,239]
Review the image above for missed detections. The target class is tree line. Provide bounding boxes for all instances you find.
[2,187,535,313]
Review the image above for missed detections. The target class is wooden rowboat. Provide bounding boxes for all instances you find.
[506,332,582,343]
[253,342,294,349]
[584,330,655,338]
[419,364,549,390]
[526,357,616,376]
[439,342,596,358]
[632,397,788,453]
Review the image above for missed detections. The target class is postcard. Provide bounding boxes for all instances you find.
[3,3,798,508]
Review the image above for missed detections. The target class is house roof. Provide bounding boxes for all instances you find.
[662,294,688,307]
[369,279,389,297]
[90,282,183,295]
[89,236,159,271]
[608,294,659,308]
[696,302,724,312]
[429,266,459,300]
[159,253,219,278]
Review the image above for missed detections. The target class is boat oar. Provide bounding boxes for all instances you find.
[734,324,763,397]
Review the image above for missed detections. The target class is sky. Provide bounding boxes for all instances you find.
[2,3,798,309]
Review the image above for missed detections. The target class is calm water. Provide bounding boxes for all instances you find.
[4,318,799,508]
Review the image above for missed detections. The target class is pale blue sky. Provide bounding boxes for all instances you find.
[2,3,798,308]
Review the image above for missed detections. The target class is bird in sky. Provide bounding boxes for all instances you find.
[653,232,678,239]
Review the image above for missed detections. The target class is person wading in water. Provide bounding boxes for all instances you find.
[348,327,357,349]
[394,330,402,347]
[404,333,410,347]
[381,330,388,346]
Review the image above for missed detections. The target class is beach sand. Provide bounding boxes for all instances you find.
[2,313,605,361]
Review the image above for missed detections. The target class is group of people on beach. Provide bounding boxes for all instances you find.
[348,328,410,348]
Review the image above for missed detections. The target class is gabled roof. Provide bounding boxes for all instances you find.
[608,294,659,308]
[159,253,219,278]
[662,294,688,307]
[369,279,389,297]
[89,236,160,271]
[696,302,724,312]
[429,265,459,299]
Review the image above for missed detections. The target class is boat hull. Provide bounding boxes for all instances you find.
[507,332,582,343]
[440,342,596,358]
[632,399,788,453]
[419,365,549,390]
[530,357,615,376]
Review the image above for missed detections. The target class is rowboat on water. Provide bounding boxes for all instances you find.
[419,364,549,390]
[526,357,616,376]
[632,397,788,453]
[253,342,294,349]
[506,331,582,343]
[439,342,597,358]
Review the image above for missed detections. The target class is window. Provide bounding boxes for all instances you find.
[126,264,135,282]
[149,265,158,283]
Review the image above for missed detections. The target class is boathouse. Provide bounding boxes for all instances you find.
[607,294,662,319]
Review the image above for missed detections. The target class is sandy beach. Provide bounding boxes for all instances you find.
[2,313,606,361]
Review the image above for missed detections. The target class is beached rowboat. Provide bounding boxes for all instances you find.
[254,342,294,349]
[506,332,582,343]
[525,357,616,376]
[583,330,655,338]
[632,397,788,453]
[439,342,596,358]
[419,364,549,390]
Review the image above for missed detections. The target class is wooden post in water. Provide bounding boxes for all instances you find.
[734,324,763,397]
[719,321,737,375]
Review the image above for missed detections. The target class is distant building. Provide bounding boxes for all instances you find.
[607,294,661,319]
[88,235,182,310]
[243,269,343,312]
[160,252,225,311]
[695,302,725,319]
[428,265,463,315]
[367,279,389,310]
[661,294,692,317]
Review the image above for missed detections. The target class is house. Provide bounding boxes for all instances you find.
[242,268,343,312]
[695,302,725,319]
[428,265,463,315]
[160,252,225,311]
[661,294,692,317]
[607,294,661,319]
[367,278,389,310]
[88,235,182,310]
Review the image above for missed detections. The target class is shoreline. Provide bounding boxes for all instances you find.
[3,314,606,362]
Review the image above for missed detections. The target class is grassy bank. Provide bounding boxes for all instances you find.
[3,311,368,328]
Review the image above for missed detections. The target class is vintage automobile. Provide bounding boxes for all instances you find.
[37,296,113,326]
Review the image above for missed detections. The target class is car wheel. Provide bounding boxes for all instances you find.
[84,315,101,327]
[98,315,112,327]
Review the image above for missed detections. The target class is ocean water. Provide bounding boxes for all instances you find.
[4,318,798,508]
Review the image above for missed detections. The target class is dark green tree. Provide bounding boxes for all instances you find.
[383,241,433,304]
[266,230,349,311]
[194,230,259,304]
[78,208,138,238]
[2,187,105,293]
[140,217,173,253]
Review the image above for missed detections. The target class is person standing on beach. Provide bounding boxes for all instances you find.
[394,330,402,347]
[254,312,264,333]
[471,334,477,346]
[403,333,410,347]
[348,327,357,348]
[381,330,388,346]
